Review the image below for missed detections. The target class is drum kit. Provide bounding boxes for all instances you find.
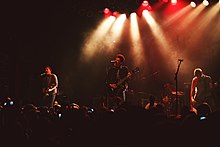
[124,83,184,114]
[127,82,184,116]
[92,82,184,115]
[161,83,184,116]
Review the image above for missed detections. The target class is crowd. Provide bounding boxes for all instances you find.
[0,96,220,147]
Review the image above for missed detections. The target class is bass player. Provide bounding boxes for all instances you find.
[41,65,58,109]
[105,53,131,110]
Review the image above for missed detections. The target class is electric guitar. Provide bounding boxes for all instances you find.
[108,67,140,96]
[43,87,54,96]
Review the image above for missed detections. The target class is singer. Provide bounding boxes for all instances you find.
[41,65,58,109]
[105,53,130,110]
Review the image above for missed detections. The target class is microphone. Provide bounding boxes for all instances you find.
[178,59,183,62]
[40,73,46,76]
[110,60,116,63]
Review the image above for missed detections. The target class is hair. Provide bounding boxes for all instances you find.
[45,65,52,71]
[116,54,125,62]
[194,68,203,77]
[149,95,155,102]
[149,95,156,106]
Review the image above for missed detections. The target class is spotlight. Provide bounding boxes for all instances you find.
[104,8,110,14]
[142,1,149,7]
[141,0,152,11]
[190,1,196,7]
[112,11,120,17]
[203,0,209,6]
[103,8,112,17]
[171,0,177,5]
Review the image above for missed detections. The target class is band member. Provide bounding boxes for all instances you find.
[105,54,131,110]
[145,95,158,110]
[190,68,215,112]
[41,65,58,108]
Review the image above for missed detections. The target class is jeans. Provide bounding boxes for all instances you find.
[42,93,56,108]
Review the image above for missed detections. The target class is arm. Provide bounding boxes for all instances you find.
[190,77,197,110]
[110,66,131,88]
[48,74,58,92]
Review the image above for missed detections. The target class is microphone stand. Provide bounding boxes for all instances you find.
[174,60,183,117]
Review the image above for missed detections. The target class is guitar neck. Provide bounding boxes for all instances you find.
[116,67,139,86]
[117,76,128,86]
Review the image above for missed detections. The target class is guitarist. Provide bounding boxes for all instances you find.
[105,54,131,110]
[41,65,58,109]
[190,68,215,113]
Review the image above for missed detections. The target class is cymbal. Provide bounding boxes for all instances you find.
[171,91,184,96]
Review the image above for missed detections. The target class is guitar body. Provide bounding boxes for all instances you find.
[105,67,139,109]
[43,88,50,96]
[42,86,54,97]
[106,67,139,98]
[107,83,126,98]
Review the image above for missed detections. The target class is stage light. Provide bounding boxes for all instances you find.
[171,0,177,5]
[103,8,112,17]
[142,1,149,7]
[190,1,196,7]
[203,0,209,6]
[112,11,120,17]
[141,0,152,11]
[130,12,137,17]
[104,8,110,14]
